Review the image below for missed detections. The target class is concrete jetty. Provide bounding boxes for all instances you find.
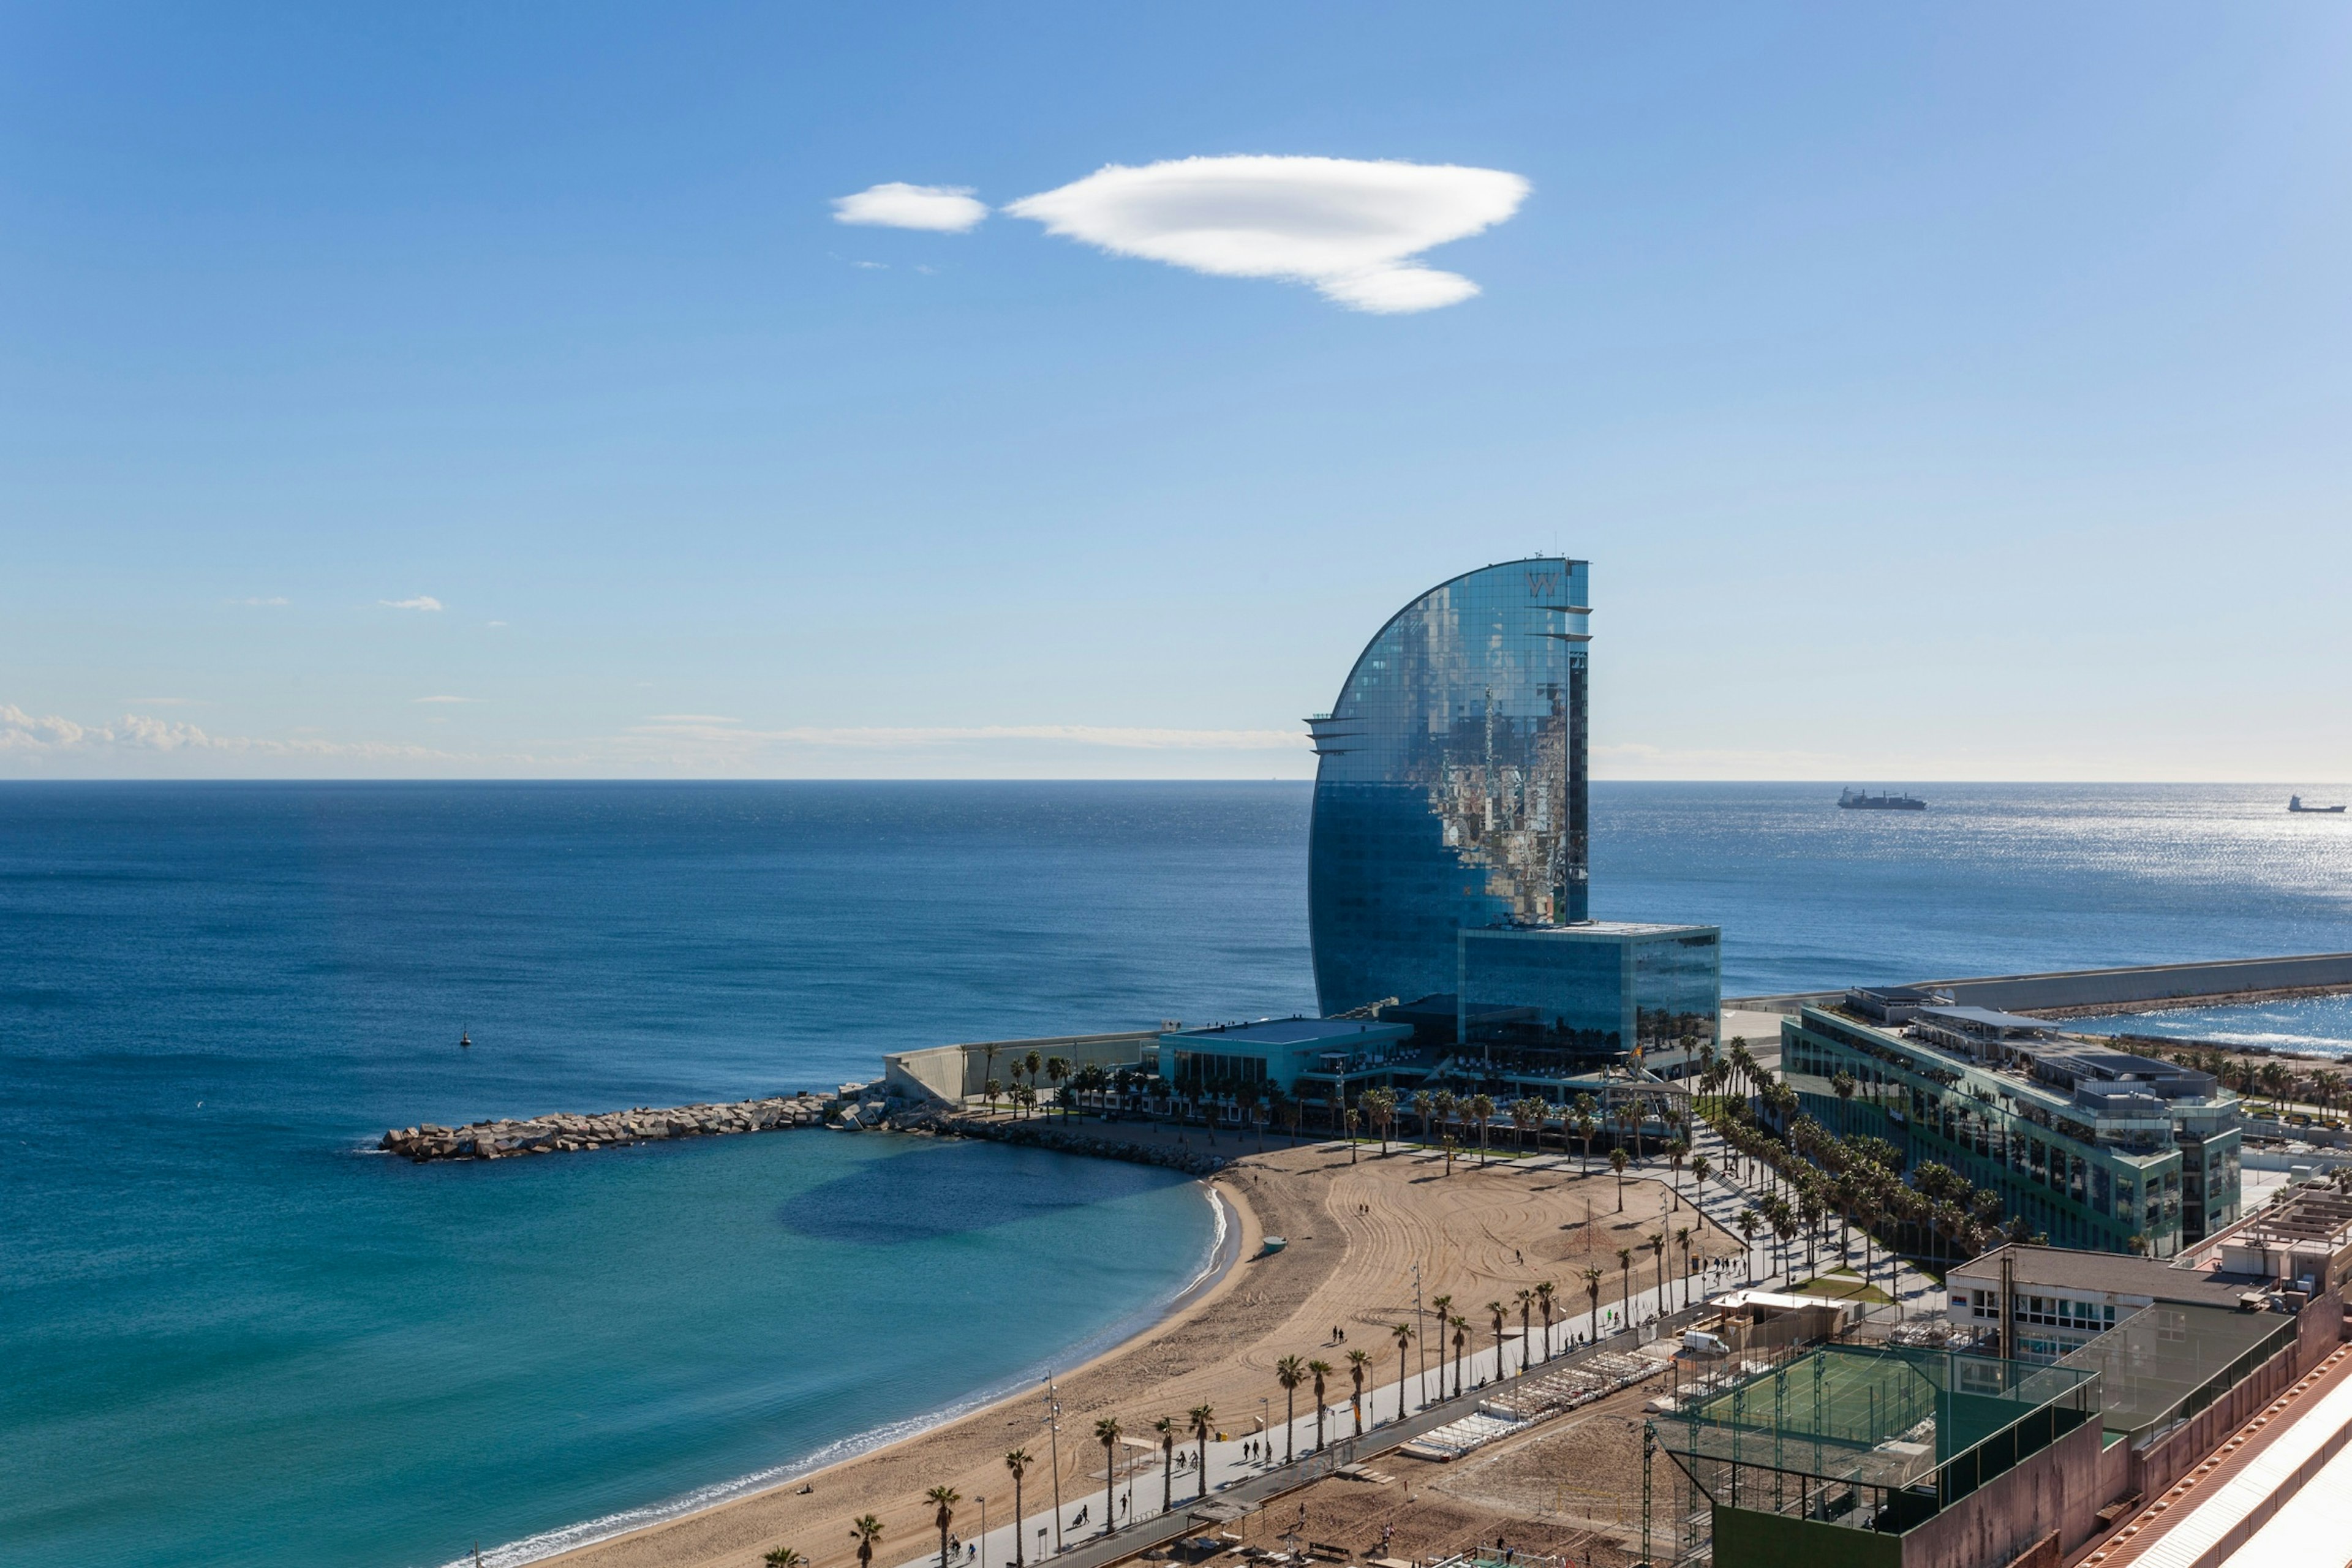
[379,1092,837,1162]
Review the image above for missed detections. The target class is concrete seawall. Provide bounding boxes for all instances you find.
[904,1109,1231,1177]
[1923,952,2352,1011]
[1731,952,2352,1017]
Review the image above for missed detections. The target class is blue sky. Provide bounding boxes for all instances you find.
[4,4,2349,780]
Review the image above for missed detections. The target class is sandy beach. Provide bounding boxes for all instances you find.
[546,1130,1736,1568]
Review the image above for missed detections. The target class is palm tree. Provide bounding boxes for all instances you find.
[851,1515,884,1568]
[927,1487,961,1568]
[1274,1355,1304,1462]
[1431,1090,1457,1145]
[1485,1301,1507,1381]
[1691,1153,1711,1196]
[1389,1321,1414,1419]
[1003,1452,1030,1566]
[1583,1264,1604,1342]
[766,1549,808,1568]
[1858,1188,1888,1292]
[1616,1246,1634,1329]
[1514,1288,1534,1374]
[1152,1417,1175,1515]
[1093,1418,1121,1536]
[1449,1315,1469,1399]
[1346,1349,1371,1436]
[1675,1226,1694,1311]
[1534,1281,1556,1362]
[1510,1096,1542,1153]
[1469,1093,1496,1165]
[983,1077,1003,1114]
[1188,1404,1214,1499]
[1308,1359,1333,1450]
[1411,1090,1434,1144]
[1609,1146,1629,1211]
[1645,1234,1665,1320]
[1573,1092,1600,1174]
[1665,1137,1690,1209]
[1044,1057,1070,1117]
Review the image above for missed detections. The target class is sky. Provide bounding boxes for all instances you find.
[4,3,2350,782]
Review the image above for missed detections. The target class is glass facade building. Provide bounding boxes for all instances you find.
[1306,559,1590,1016]
[1458,922,1722,1091]
[1782,1005,2244,1257]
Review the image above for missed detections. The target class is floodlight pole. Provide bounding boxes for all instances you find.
[1640,1420,1655,1568]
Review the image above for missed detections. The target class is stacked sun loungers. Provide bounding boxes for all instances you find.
[1398,1354,1665,1459]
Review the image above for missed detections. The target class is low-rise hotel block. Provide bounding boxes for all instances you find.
[1782,997,2242,1257]
[1456,919,1722,1096]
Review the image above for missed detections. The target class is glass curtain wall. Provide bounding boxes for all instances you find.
[1308,559,1590,1015]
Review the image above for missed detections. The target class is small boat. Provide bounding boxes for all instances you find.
[459,1028,472,1049]
[2289,795,2347,814]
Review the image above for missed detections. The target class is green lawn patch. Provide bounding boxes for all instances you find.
[1786,1273,1894,1305]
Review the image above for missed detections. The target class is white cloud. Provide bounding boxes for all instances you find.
[625,719,1306,750]
[1,704,448,760]
[413,695,478,704]
[1002,155,1528,313]
[380,595,443,611]
[832,183,989,233]
[646,714,740,724]
[238,596,289,606]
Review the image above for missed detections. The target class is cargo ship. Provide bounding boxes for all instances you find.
[1839,788,1927,812]
[2289,795,2347,814]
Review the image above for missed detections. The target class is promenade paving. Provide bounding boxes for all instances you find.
[886,1125,1942,1568]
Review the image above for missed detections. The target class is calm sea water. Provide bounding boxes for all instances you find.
[4,780,2350,1568]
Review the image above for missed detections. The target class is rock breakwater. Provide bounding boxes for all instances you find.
[380,1093,832,1162]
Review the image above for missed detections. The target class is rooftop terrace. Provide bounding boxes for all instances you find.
[1660,1343,2100,1540]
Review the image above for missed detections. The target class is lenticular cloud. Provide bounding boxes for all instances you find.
[1002,155,1528,313]
[832,182,989,233]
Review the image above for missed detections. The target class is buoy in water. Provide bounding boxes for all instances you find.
[459,1028,472,1049]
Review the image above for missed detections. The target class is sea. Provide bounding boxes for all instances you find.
[4,780,2350,1568]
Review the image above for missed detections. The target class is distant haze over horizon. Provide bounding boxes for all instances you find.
[6,7,2349,781]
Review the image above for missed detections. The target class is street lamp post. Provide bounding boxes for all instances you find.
[1412,1264,1425,1411]
[977,1496,987,1568]
[1046,1382,1065,1555]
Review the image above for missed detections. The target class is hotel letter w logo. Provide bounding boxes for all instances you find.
[1526,570,1561,598]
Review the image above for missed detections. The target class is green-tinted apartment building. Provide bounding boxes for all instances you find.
[1781,998,2242,1257]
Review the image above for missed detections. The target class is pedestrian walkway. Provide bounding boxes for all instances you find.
[884,1128,1944,1568]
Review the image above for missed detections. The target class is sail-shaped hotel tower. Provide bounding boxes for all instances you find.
[1304,559,1593,1017]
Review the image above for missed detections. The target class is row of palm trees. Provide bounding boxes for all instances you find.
[778,1182,1752,1568]
[1706,1094,2049,1292]
[2165,1046,2350,1121]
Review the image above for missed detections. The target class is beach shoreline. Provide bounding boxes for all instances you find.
[528,1134,1733,1568]
[461,1164,1250,1568]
